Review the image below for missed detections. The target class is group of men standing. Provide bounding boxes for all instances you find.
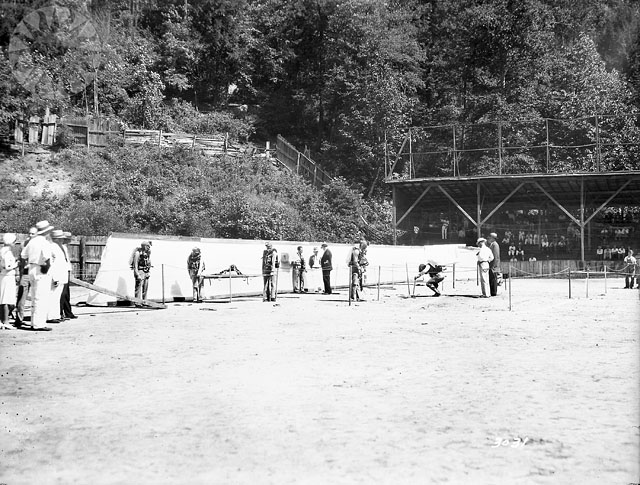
[0,220,77,331]
[261,241,336,302]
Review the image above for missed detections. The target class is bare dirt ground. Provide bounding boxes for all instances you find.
[1,277,638,485]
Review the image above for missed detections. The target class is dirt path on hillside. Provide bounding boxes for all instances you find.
[1,278,638,484]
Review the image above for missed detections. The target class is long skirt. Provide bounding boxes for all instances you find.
[0,273,16,305]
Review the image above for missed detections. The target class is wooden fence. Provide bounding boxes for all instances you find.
[123,129,241,155]
[276,134,333,189]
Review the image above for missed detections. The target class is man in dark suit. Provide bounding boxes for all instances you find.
[320,242,333,294]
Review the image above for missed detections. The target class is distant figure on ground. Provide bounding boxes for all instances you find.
[15,226,37,326]
[291,246,306,293]
[358,239,369,291]
[187,247,206,302]
[487,232,501,296]
[262,241,279,302]
[414,261,445,297]
[0,233,19,330]
[347,241,363,301]
[308,247,323,293]
[20,220,55,331]
[476,237,494,298]
[623,249,636,289]
[132,241,152,302]
[59,231,77,320]
[441,216,449,239]
[320,242,333,295]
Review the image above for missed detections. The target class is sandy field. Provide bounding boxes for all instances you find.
[1,276,638,485]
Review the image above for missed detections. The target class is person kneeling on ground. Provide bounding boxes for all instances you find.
[414,261,446,296]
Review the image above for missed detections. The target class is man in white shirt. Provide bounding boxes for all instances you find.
[20,220,55,331]
[476,237,494,298]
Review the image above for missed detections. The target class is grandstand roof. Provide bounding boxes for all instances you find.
[386,171,640,209]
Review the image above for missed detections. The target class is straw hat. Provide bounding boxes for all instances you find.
[51,229,65,239]
[35,220,54,235]
[3,233,16,245]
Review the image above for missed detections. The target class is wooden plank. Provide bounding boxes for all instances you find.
[70,276,166,309]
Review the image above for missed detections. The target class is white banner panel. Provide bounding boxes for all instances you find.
[86,233,478,305]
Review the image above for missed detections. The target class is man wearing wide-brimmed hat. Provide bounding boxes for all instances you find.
[476,237,494,298]
[47,229,69,323]
[19,220,55,330]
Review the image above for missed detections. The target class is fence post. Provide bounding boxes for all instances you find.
[452,263,456,289]
[568,266,572,299]
[161,264,165,304]
[604,264,607,294]
[405,263,411,297]
[79,237,86,281]
[86,118,90,152]
[377,265,381,301]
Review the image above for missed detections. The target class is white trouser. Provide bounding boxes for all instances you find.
[48,281,64,320]
[29,266,53,328]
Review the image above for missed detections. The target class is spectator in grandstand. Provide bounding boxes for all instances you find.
[487,232,501,296]
[623,250,636,289]
[291,246,306,293]
[603,246,612,260]
[262,241,279,301]
[476,238,493,298]
[414,261,445,297]
[132,240,152,302]
[441,216,449,240]
[0,233,19,330]
[15,227,37,326]
[20,220,55,331]
[508,243,516,258]
[320,243,333,295]
[516,245,525,261]
[187,247,205,302]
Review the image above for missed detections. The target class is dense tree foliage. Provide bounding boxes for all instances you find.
[1,0,639,195]
[0,142,394,242]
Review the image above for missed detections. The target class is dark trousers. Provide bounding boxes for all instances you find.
[322,270,332,294]
[60,282,74,317]
[489,269,498,296]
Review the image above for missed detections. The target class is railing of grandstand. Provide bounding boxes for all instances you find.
[276,135,333,189]
[385,113,640,179]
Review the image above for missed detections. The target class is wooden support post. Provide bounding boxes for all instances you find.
[497,121,502,175]
[568,266,571,299]
[604,264,607,294]
[545,118,550,173]
[586,267,589,298]
[86,118,90,152]
[595,114,601,171]
[377,266,381,301]
[508,264,512,311]
[229,272,233,303]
